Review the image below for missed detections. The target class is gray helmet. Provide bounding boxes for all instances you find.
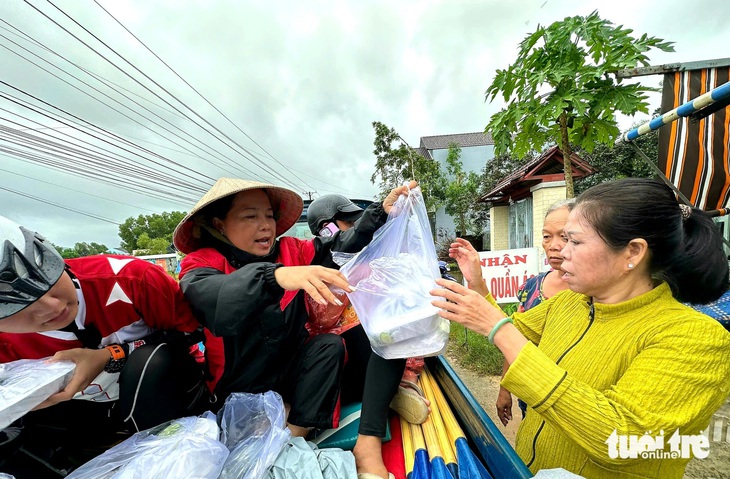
[307,194,364,235]
[0,215,66,319]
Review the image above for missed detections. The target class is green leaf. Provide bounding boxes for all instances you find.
[485,10,672,174]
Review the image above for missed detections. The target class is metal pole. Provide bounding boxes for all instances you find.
[627,142,693,205]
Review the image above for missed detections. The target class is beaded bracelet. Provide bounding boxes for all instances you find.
[488,317,514,345]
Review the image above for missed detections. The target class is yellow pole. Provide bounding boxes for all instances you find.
[420,369,458,466]
[401,415,414,477]
[423,366,464,445]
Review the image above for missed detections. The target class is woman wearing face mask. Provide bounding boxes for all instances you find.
[306,194,430,479]
[431,178,730,478]
[175,179,415,479]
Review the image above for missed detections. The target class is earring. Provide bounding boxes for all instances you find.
[628,263,634,269]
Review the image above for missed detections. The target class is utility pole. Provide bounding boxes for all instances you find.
[302,191,315,201]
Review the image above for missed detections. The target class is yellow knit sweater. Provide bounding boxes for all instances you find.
[497,282,730,478]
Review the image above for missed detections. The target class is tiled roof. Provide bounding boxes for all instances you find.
[419,132,494,150]
[413,146,432,159]
[488,146,561,194]
[481,146,596,202]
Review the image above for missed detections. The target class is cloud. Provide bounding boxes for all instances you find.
[1,0,729,248]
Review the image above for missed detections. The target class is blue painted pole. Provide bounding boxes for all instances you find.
[620,80,730,143]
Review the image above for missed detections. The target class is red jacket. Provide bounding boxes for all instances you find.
[0,255,200,362]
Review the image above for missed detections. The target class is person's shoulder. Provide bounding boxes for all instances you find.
[647,295,730,346]
[536,288,585,313]
[278,236,316,262]
[278,236,309,248]
[66,254,143,274]
[181,248,223,265]
[519,271,548,291]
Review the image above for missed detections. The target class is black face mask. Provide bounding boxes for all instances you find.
[219,241,280,270]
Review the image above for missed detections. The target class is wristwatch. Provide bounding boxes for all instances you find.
[103,344,127,373]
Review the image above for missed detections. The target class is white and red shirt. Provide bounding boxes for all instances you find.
[0,255,200,401]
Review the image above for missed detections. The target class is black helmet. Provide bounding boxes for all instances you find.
[307,194,364,235]
[0,216,66,319]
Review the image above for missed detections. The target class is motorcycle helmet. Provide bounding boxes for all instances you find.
[307,194,364,235]
[0,216,66,319]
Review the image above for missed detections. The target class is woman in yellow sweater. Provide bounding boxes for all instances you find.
[431,178,730,478]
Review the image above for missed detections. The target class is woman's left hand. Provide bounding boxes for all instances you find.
[33,347,110,409]
[383,180,418,214]
[430,278,504,336]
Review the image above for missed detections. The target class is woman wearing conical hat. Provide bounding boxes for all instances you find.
[174,178,415,479]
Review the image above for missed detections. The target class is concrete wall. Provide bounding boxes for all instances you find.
[488,181,567,253]
[530,181,567,243]
[489,205,510,251]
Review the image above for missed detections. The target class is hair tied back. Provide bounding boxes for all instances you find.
[679,204,692,221]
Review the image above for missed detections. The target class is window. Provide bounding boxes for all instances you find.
[508,198,533,249]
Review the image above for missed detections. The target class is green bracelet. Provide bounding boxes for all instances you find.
[488,317,514,345]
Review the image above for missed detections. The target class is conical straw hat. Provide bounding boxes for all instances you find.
[173,178,303,253]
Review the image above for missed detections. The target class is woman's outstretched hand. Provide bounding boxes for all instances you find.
[430,278,503,336]
[275,265,354,306]
[449,238,488,296]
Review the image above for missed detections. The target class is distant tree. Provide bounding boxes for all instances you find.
[118,211,185,253]
[485,10,674,197]
[479,152,534,198]
[54,242,110,259]
[370,121,446,211]
[135,233,172,255]
[469,152,533,237]
[442,143,481,236]
[575,128,659,195]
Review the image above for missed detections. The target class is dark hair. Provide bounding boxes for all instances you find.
[575,178,729,304]
[201,194,237,223]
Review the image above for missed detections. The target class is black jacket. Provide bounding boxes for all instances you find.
[179,203,387,399]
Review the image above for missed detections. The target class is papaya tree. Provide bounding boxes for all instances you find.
[485,10,673,197]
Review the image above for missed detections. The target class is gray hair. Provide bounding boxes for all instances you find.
[545,198,576,219]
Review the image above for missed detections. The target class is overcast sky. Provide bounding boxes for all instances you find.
[1,0,728,250]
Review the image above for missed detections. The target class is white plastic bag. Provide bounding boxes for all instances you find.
[67,413,228,479]
[218,391,291,479]
[0,358,75,429]
[339,186,450,359]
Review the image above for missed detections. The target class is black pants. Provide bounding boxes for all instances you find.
[281,333,347,430]
[341,325,406,438]
[19,343,208,448]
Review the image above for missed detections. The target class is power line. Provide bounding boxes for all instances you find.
[0,106,205,203]
[0,184,121,224]
[0,24,254,178]
[31,0,306,192]
[0,166,161,213]
[92,0,317,193]
[0,85,214,191]
[0,18,187,122]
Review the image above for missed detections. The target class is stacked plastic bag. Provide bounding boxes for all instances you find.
[218,392,291,479]
[67,391,291,479]
[0,358,75,429]
[340,186,450,359]
[67,413,229,479]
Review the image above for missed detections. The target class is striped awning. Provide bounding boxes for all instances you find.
[657,69,730,210]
